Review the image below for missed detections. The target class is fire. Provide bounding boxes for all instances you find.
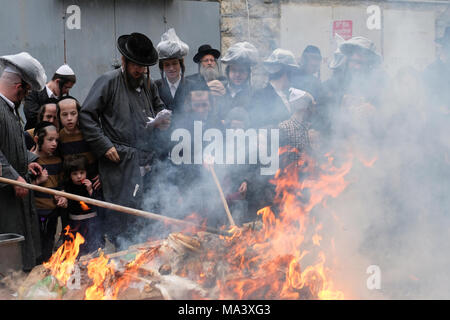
[85,251,115,300]
[38,148,358,300]
[80,201,90,211]
[212,152,351,300]
[43,226,85,285]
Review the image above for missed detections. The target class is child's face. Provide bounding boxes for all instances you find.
[59,101,78,131]
[41,128,59,156]
[71,169,87,185]
[43,104,58,127]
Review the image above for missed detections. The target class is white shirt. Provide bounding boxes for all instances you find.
[166,77,181,98]
[46,85,58,99]
[0,93,15,111]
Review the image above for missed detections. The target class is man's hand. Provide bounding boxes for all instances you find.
[92,174,101,191]
[14,176,29,198]
[238,181,248,196]
[105,146,120,163]
[207,80,226,96]
[34,168,48,185]
[28,162,43,176]
[148,109,172,131]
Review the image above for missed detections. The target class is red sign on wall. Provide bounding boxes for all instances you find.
[333,20,353,40]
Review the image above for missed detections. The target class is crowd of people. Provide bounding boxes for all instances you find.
[0,26,448,272]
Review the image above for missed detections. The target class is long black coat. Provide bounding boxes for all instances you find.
[79,68,166,209]
[0,98,41,270]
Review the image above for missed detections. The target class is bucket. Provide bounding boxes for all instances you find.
[0,233,25,274]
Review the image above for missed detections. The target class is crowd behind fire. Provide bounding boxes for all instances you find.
[0,25,448,272]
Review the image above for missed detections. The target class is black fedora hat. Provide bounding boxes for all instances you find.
[117,32,159,66]
[193,44,221,63]
[436,26,450,46]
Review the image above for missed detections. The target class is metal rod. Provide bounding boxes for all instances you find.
[0,176,231,237]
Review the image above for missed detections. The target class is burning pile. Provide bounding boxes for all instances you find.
[18,151,355,300]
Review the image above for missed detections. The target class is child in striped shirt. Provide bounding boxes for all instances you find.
[57,96,98,181]
[32,121,67,262]
[57,96,102,233]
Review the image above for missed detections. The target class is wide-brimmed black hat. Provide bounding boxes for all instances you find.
[193,44,221,63]
[117,32,159,66]
[436,27,450,46]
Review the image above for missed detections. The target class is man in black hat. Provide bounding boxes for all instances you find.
[79,32,171,250]
[423,26,450,112]
[186,44,227,97]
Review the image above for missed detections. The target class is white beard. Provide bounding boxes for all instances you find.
[200,65,220,82]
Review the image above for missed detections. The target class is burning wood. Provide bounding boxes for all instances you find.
[11,152,353,300]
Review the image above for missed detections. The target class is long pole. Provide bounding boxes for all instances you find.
[207,164,236,226]
[0,176,230,237]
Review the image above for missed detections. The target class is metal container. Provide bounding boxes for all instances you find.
[0,233,25,274]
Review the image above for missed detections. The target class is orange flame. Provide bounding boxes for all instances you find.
[43,226,85,285]
[85,251,114,300]
[212,152,351,299]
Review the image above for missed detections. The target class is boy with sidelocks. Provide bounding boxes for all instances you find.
[57,96,100,188]
[63,154,103,255]
[57,96,103,245]
[32,121,67,263]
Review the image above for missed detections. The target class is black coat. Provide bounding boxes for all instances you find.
[185,73,227,90]
[23,87,54,130]
[155,77,192,114]
[0,98,41,270]
[79,68,166,209]
[216,83,253,121]
[250,83,291,129]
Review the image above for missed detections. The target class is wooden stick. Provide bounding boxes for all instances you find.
[206,164,236,226]
[0,176,231,237]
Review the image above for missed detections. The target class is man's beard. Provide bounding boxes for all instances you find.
[200,64,220,82]
[126,72,145,89]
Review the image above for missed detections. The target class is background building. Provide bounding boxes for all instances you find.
[0,0,448,99]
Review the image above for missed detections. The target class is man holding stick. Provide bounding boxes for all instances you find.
[0,52,47,270]
[79,33,171,250]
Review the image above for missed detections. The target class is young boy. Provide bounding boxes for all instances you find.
[24,101,59,150]
[63,154,103,255]
[57,96,98,180]
[32,121,67,263]
[278,88,316,168]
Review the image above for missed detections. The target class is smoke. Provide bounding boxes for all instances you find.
[110,4,449,300]
[311,47,450,299]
